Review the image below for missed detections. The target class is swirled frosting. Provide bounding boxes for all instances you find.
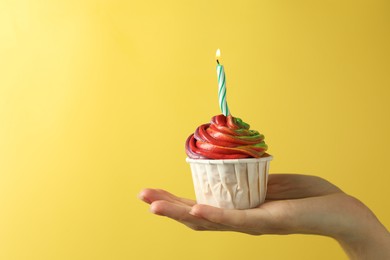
[185,114,268,159]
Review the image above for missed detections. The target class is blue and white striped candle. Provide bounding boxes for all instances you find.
[216,49,230,116]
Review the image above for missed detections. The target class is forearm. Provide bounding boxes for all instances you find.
[294,194,390,259]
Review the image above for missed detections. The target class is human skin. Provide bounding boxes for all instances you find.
[139,174,390,259]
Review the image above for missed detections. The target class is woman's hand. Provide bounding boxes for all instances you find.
[139,174,390,259]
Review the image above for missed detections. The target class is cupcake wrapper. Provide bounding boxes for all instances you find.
[186,156,272,209]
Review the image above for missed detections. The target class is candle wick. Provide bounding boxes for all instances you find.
[216,59,220,64]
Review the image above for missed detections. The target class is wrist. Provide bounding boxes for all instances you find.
[333,196,390,259]
[337,225,390,260]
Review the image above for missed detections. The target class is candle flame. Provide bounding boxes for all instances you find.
[216,49,221,59]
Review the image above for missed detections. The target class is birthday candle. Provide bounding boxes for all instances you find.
[216,49,230,116]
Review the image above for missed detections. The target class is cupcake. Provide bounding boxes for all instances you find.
[185,114,272,209]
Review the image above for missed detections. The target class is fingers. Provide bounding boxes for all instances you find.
[151,200,190,220]
[150,200,231,231]
[189,204,245,227]
[145,196,279,235]
[139,189,237,231]
[189,204,279,235]
[138,188,196,206]
[139,189,279,234]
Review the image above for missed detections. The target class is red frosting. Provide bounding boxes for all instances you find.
[185,114,268,159]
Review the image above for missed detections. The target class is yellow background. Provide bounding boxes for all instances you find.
[1,1,389,259]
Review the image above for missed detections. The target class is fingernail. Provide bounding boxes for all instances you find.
[189,207,197,216]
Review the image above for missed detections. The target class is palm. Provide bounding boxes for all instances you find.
[139,174,348,235]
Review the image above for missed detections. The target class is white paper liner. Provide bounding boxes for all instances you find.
[186,155,273,209]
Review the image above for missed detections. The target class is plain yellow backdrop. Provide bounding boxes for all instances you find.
[1,1,389,259]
